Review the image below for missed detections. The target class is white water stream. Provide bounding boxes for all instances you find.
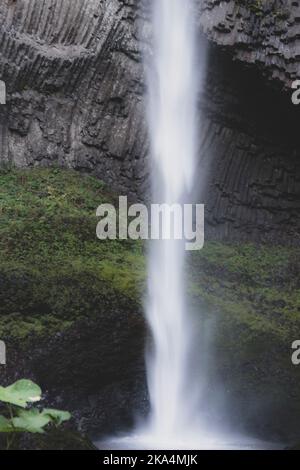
[144,0,200,445]
[97,0,281,450]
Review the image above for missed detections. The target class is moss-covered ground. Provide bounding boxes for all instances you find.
[0,167,145,343]
[189,242,300,343]
[0,167,299,354]
[188,242,300,407]
[1,167,300,439]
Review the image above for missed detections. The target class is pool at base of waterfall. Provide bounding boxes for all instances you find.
[95,431,283,450]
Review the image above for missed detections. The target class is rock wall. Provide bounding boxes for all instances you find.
[199,45,300,243]
[200,0,300,88]
[197,0,300,242]
[0,0,148,199]
[0,0,299,242]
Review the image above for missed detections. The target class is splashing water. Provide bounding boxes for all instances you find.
[97,0,281,450]
[144,0,199,443]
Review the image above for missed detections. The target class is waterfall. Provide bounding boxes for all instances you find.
[144,0,199,444]
[97,0,276,451]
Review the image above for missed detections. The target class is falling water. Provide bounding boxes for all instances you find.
[97,0,280,451]
[144,0,199,444]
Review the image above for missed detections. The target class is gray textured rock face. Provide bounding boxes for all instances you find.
[200,0,300,88]
[199,46,300,243]
[0,0,300,241]
[0,0,148,199]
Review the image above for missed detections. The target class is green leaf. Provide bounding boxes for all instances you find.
[43,408,71,425]
[0,380,42,408]
[12,409,51,434]
[0,415,13,433]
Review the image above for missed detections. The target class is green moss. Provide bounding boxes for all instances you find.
[236,0,289,19]
[0,428,96,450]
[0,167,145,343]
[0,167,299,355]
[188,242,300,343]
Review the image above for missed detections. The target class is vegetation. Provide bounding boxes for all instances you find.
[238,0,290,19]
[0,379,70,449]
[0,166,299,435]
[0,167,145,344]
[189,242,300,342]
[188,241,300,405]
[0,167,299,351]
[0,169,300,339]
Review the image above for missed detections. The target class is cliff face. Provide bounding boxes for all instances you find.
[0,0,147,199]
[199,46,300,243]
[200,0,300,88]
[197,0,300,242]
[0,0,299,241]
